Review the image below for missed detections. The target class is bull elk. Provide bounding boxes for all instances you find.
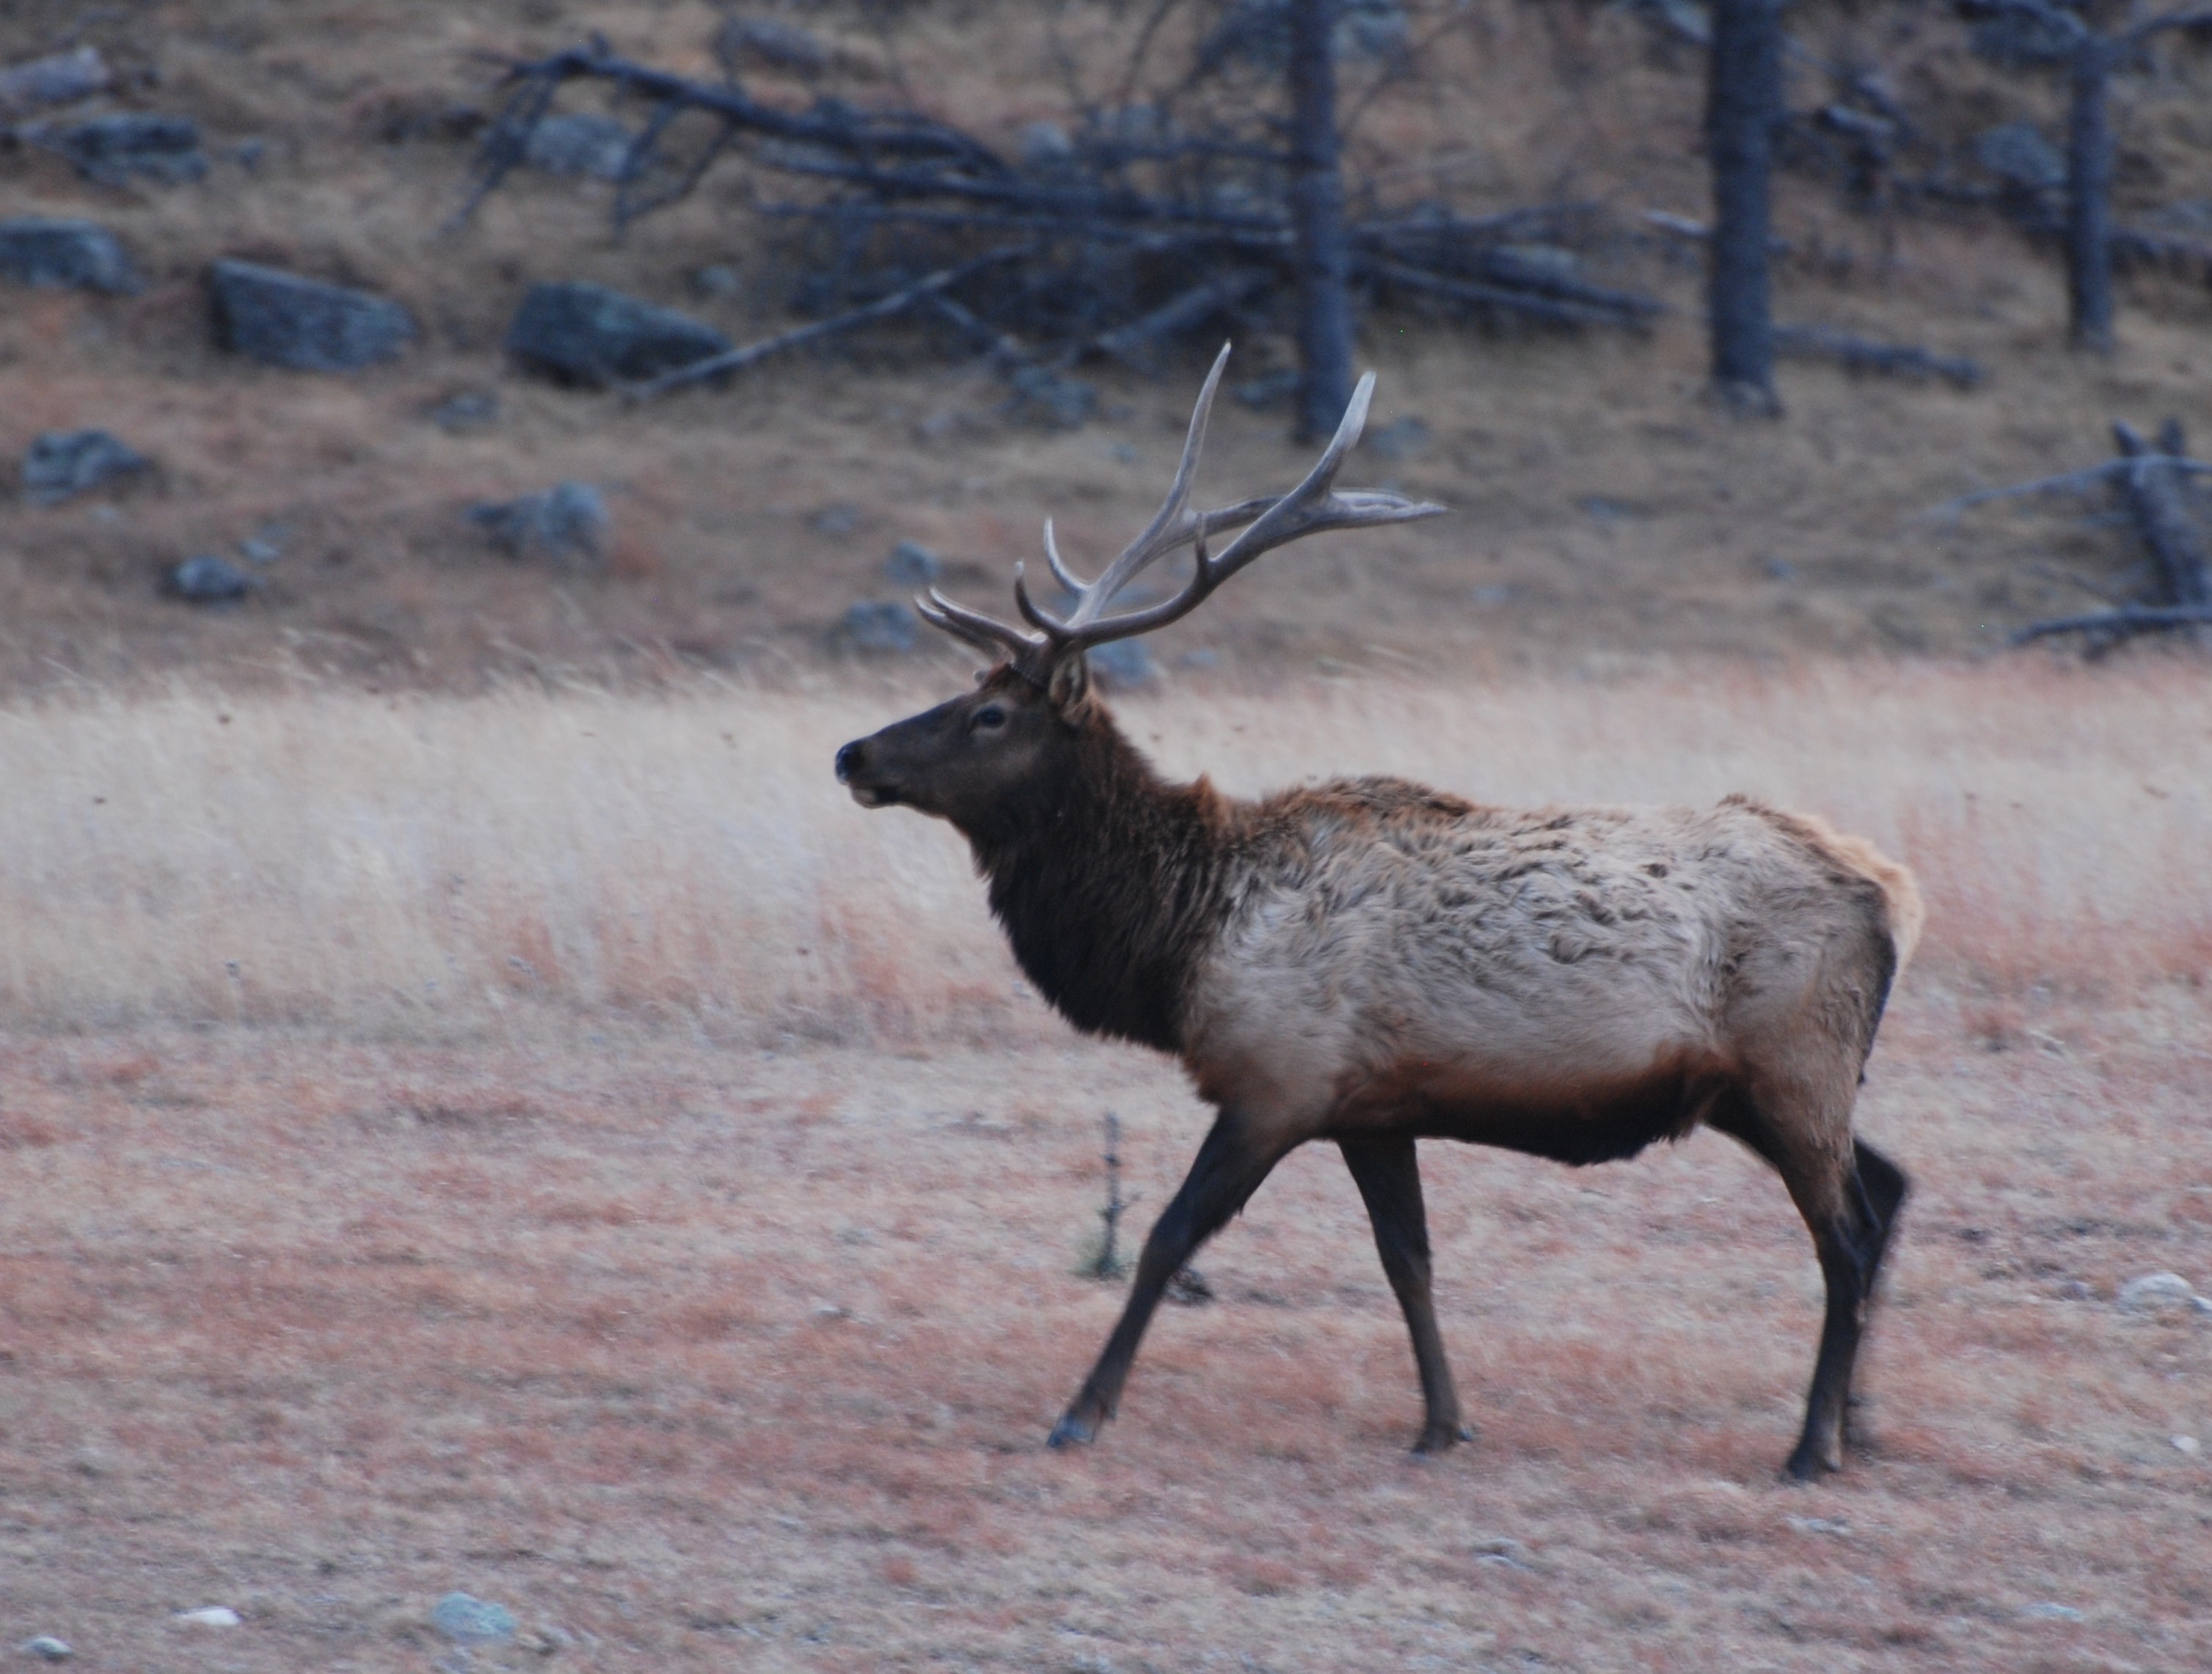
[834,347,1920,1478]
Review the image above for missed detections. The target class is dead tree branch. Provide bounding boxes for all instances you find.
[1773,324,1983,390]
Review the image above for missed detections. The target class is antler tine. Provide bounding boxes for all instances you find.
[1034,371,1445,649]
[916,587,1048,668]
[1040,520,1087,594]
[1054,341,1232,632]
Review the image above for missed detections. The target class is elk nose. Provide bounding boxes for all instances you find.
[833,740,863,783]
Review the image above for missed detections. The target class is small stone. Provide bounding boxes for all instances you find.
[2117,1271,2199,1314]
[1489,244,1581,285]
[1786,1516,1850,1537]
[1364,414,1431,462]
[524,113,635,180]
[812,502,861,537]
[431,1593,517,1646]
[53,114,208,185]
[503,281,732,389]
[811,1303,848,1320]
[1975,123,2065,193]
[1472,1536,1530,1568]
[2059,1279,2095,1301]
[1178,646,1222,670]
[1010,365,1095,428]
[467,482,609,569]
[1085,639,1155,692]
[0,217,139,294]
[167,555,255,604]
[1019,120,1076,168]
[429,390,500,434]
[211,260,416,372]
[173,1607,240,1628]
[841,600,919,654]
[239,531,283,566]
[23,431,151,505]
[0,45,111,112]
[886,540,943,586]
[2175,1435,2202,1456]
[19,1637,70,1662]
[2021,1601,2084,1623]
[693,264,742,299]
[1233,368,1300,409]
[715,16,830,76]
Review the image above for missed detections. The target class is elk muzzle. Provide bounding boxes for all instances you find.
[833,737,897,808]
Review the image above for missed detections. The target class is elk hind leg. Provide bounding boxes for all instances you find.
[1048,1111,1285,1449]
[1339,1134,1469,1454]
[1715,1094,1904,1480]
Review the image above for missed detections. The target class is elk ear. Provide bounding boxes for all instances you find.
[1046,650,1091,714]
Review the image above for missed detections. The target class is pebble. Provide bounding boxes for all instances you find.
[2021,1601,2084,1623]
[18,1638,70,1662]
[428,390,500,434]
[431,1593,517,1645]
[173,1607,239,1628]
[1786,1516,1850,1537]
[2117,1271,2200,1314]
[51,113,207,185]
[2175,1435,2202,1457]
[0,45,110,112]
[523,113,635,180]
[1365,414,1432,462]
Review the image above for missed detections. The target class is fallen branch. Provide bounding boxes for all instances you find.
[1775,324,1983,390]
[1361,255,1657,330]
[1093,268,1271,368]
[621,246,1032,401]
[2010,603,2212,645]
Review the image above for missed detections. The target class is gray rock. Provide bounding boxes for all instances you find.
[0,45,111,113]
[716,16,831,76]
[525,113,635,180]
[428,390,500,434]
[812,502,861,537]
[167,555,255,604]
[0,217,139,294]
[1365,414,1431,462]
[1976,123,2065,193]
[52,114,207,185]
[2117,1271,2200,1314]
[693,263,742,299]
[1233,368,1301,410]
[1019,121,1076,169]
[23,431,151,505]
[886,540,943,586]
[1086,639,1155,692]
[18,1637,70,1662]
[468,482,608,568]
[1010,365,1095,428]
[172,1607,239,1628]
[2021,1602,2085,1623]
[211,260,416,372]
[503,281,732,389]
[842,601,919,654]
[431,1593,517,1646]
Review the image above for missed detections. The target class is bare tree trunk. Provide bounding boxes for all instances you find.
[2065,36,2116,353]
[1287,0,1355,443]
[1707,0,1784,415]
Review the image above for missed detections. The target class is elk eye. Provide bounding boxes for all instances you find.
[973,704,1007,731]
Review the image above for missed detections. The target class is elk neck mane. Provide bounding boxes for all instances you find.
[961,701,1236,1053]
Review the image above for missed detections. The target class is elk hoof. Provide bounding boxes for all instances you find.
[1781,1445,1841,1483]
[1047,1413,1098,1450]
[1412,1423,1473,1456]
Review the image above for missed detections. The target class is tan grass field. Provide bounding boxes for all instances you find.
[3,664,2211,1670]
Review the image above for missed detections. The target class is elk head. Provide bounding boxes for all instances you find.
[833,345,1445,827]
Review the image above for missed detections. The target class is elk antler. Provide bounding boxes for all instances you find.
[914,344,1446,683]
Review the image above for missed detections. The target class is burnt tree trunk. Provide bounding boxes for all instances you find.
[2065,36,2117,352]
[1287,0,1355,443]
[1707,0,1784,415]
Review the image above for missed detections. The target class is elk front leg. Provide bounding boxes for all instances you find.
[1339,1134,1469,1454]
[1049,1111,1285,1448]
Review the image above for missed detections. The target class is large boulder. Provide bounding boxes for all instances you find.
[210,260,416,372]
[503,281,731,387]
[0,217,138,293]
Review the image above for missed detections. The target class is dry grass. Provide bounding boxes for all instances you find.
[0,660,2204,1040]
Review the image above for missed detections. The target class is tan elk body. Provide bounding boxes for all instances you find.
[836,348,1920,1478]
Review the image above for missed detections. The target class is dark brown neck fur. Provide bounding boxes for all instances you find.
[959,706,1233,1053]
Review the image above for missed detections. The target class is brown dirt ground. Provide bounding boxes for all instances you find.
[0,1,2208,692]
[1,978,2210,1672]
